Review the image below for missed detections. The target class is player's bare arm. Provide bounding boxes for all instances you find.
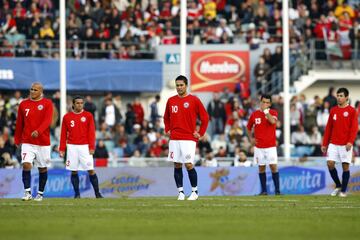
[264,109,277,125]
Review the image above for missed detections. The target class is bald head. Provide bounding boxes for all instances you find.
[30,82,44,100]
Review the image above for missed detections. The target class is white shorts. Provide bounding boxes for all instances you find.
[327,143,352,164]
[254,147,278,166]
[168,140,197,164]
[21,144,51,168]
[65,144,94,171]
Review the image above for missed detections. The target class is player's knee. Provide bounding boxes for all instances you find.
[174,163,182,169]
[258,165,266,173]
[185,163,193,170]
[88,170,95,175]
[327,161,335,169]
[342,163,350,171]
[270,164,278,172]
[22,162,32,170]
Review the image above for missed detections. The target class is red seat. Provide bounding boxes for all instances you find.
[95,158,108,167]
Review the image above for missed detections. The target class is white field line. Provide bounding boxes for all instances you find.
[311,206,360,209]
[0,202,75,206]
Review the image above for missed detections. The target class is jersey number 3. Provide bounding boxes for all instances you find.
[70,120,75,127]
[255,118,261,124]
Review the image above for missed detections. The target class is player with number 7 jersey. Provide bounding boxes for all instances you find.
[14,82,53,201]
[14,97,53,146]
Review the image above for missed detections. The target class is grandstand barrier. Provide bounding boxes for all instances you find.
[0,58,162,92]
[1,166,360,198]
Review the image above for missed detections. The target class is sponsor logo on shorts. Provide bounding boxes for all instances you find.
[66,160,70,167]
[38,105,44,110]
[185,154,191,160]
[45,159,51,164]
[343,111,349,117]
[81,117,86,122]
[170,152,174,159]
[183,102,189,108]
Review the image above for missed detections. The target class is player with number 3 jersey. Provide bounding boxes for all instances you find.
[59,96,103,199]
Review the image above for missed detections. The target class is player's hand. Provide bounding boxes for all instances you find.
[59,151,65,158]
[165,131,171,136]
[345,142,353,152]
[31,130,39,138]
[321,146,327,153]
[89,150,95,155]
[193,131,201,139]
[263,108,270,115]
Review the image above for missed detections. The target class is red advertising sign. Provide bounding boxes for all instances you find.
[190,51,250,92]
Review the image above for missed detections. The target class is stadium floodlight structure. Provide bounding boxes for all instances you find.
[60,0,67,121]
[282,0,291,160]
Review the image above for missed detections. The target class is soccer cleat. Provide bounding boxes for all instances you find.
[339,192,347,198]
[95,193,104,198]
[275,191,282,196]
[330,188,341,196]
[34,193,43,202]
[258,192,268,196]
[177,192,185,200]
[187,191,198,201]
[21,191,32,201]
[74,194,81,199]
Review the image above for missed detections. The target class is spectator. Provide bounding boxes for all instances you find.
[132,98,144,124]
[202,149,218,167]
[323,86,337,109]
[150,94,161,126]
[232,148,252,167]
[100,98,122,129]
[84,95,97,119]
[207,92,226,136]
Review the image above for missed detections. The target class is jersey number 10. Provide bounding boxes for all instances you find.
[171,106,178,113]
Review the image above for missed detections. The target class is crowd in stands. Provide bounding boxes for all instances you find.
[1,85,360,168]
[1,0,359,59]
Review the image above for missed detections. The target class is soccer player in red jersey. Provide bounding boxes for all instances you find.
[164,75,209,200]
[247,94,280,195]
[321,88,358,197]
[59,96,103,198]
[14,82,53,201]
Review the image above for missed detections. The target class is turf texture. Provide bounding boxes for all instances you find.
[1,195,359,240]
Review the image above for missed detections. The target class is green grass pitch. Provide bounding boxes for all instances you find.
[1,195,360,240]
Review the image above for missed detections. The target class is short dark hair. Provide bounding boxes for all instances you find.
[337,87,349,97]
[72,95,84,104]
[175,75,188,85]
[260,94,272,102]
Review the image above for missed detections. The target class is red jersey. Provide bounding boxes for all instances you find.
[14,98,53,146]
[322,105,358,146]
[164,94,209,142]
[59,110,96,152]
[247,109,278,148]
